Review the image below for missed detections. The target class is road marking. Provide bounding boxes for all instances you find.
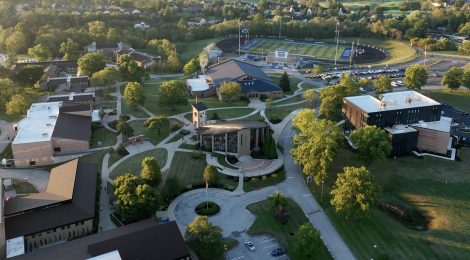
[263,244,278,249]
[259,239,275,244]
[302,193,313,196]
[230,256,245,260]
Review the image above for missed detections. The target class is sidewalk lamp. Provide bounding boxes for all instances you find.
[320,180,325,203]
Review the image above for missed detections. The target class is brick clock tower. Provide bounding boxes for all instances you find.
[191,98,207,128]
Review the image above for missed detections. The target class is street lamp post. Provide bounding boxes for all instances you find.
[320,180,325,203]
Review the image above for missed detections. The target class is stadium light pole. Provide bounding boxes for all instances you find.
[278,17,282,38]
[238,19,241,56]
[334,19,339,66]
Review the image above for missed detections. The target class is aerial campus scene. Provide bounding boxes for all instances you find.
[0,0,469,260]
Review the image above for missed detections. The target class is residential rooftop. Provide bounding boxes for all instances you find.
[344,91,441,113]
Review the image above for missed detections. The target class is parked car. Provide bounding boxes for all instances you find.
[244,240,256,251]
[271,248,287,256]
[391,81,398,87]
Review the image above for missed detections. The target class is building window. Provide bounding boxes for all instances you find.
[227,132,238,153]
[213,134,226,152]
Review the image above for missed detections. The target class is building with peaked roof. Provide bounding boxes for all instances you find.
[343,91,452,156]
[1,159,97,257]
[8,220,190,260]
[12,102,91,166]
[186,59,282,100]
[47,92,95,104]
[192,102,208,128]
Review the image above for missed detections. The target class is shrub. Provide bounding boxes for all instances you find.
[378,200,428,230]
[262,175,268,180]
[195,201,220,216]
[116,143,129,156]
[108,120,118,129]
[275,205,290,224]
[191,151,204,159]
[211,112,220,120]
[269,115,281,124]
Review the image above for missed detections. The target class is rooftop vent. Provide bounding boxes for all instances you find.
[42,133,48,137]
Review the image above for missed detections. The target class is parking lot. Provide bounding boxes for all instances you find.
[226,233,289,260]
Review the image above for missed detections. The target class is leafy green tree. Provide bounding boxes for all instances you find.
[15,65,44,86]
[140,157,161,186]
[203,165,218,185]
[6,94,29,115]
[59,38,80,61]
[5,31,27,54]
[162,177,181,202]
[349,126,392,165]
[292,109,342,185]
[312,65,324,74]
[218,81,241,101]
[185,216,225,260]
[441,67,463,90]
[114,173,160,223]
[116,118,134,137]
[330,166,380,221]
[319,75,359,119]
[146,116,169,135]
[262,133,277,159]
[265,97,273,110]
[27,44,52,62]
[124,82,145,109]
[292,223,323,259]
[461,67,470,90]
[459,22,470,35]
[458,41,470,56]
[78,52,106,76]
[253,13,265,24]
[183,57,200,75]
[268,191,287,208]
[404,64,428,90]
[279,71,291,92]
[303,89,318,107]
[158,80,188,110]
[91,67,121,87]
[117,54,145,83]
[374,75,392,94]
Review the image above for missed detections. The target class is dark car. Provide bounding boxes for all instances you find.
[271,247,287,256]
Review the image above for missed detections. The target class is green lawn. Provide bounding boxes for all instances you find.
[244,111,265,121]
[109,148,168,179]
[265,103,309,123]
[121,100,150,118]
[211,153,238,169]
[176,37,222,62]
[142,78,192,117]
[13,179,38,194]
[91,127,117,148]
[269,75,301,95]
[128,119,182,145]
[108,151,122,168]
[424,90,470,113]
[273,93,305,105]
[247,38,346,61]
[243,170,285,192]
[246,198,332,259]
[307,147,470,259]
[0,143,13,159]
[168,151,238,191]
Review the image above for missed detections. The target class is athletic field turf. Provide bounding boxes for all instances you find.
[243,38,348,60]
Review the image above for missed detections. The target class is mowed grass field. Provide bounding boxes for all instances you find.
[308,148,470,259]
[109,148,167,179]
[245,38,347,60]
[424,90,470,113]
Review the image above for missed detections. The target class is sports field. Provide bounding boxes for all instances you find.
[243,38,348,61]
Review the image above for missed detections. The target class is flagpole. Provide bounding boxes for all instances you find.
[206,181,209,209]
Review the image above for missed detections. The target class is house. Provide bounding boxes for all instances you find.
[192,102,208,128]
[196,121,269,157]
[13,61,78,77]
[187,17,206,26]
[84,42,131,55]
[134,21,150,29]
[116,49,160,69]
[6,220,190,260]
[343,91,452,156]
[186,59,282,100]
[11,102,92,166]
[1,159,97,257]
[40,76,90,92]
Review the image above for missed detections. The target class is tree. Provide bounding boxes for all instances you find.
[292,223,323,259]
[203,165,218,185]
[14,65,44,87]
[319,74,359,119]
[349,126,392,165]
[6,94,29,115]
[140,157,161,186]
[59,38,80,61]
[27,44,52,62]
[218,81,241,101]
[404,64,427,90]
[91,67,121,87]
[374,75,392,94]
[185,216,225,260]
[262,133,277,159]
[312,65,324,74]
[117,54,145,83]
[461,67,470,90]
[161,177,181,202]
[330,166,380,221]
[441,67,463,90]
[183,57,200,75]
[123,82,145,109]
[114,173,160,223]
[265,98,273,110]
[279,71,291,92]
[303,89,318,107]
[253,13,265,24]
[5,31,27,54]
[292,109,342,185]
[116,118,134,137]
[78,52,106,76]
[458,41,470,56]
[268,191,287,209]
[145,116,169,135]
[158,80,188,110]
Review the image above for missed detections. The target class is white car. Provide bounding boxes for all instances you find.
[244,240,256,252]
[397,80,403,86]
[391,81,398,87]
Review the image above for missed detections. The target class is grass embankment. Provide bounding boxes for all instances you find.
[109,148,167,179]
[243,170,286,192]
[308,147,470,259]
[91,128,117,148]
[176,37,223,62]
[128,118,182,145]
[13,179,38,193]
[424,90,470,113]
[247,198,332,259]
[265,103,309,123]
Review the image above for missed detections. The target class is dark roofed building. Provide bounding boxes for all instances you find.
[13,61,78,76]
[186,59,282,100]
[11,220,191,260]
[4,159,97,251]
[52,113,91,141]
[192,102,207,111]
[48,93,95,104]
